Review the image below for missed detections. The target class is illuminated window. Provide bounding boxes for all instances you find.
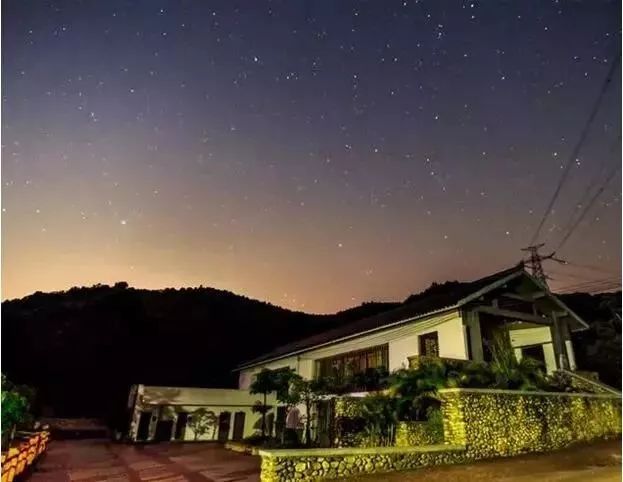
[419,332,439,357]
[314,344,388,382]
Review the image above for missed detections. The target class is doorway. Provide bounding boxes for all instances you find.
[174,412,188,440]
[217,412,231,442]
[275,406,287,441]
[316,399,335,447]
[155,420,174,442]
[232,412,245,441]
[136,412,152,441]
[521,344,546,366]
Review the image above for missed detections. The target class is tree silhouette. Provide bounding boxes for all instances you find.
[250,369,279,437]
[188,408,217,441]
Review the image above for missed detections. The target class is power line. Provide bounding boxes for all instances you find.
[547,269,607,281]
[564,284,622,294]
[554,280,620,293]
[529,51,620,246]
[554,162,621,252]
[554,278,621,293]
[555,136,621,246]
[555,277,619,288]
[559,260,618,276]
[552,273,619,287]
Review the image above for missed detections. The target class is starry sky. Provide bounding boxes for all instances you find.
[2,1,621,313]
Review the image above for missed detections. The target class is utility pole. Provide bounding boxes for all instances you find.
[521,244,553,286]
[521,244,570,370]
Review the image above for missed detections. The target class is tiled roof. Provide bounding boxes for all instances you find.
[237,264,526,369]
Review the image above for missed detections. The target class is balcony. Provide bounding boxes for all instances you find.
[407,355,471,370]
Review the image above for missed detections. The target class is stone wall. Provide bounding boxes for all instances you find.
[259,388,621,481]
[259,444,466,481]
[394,421,443,447]
[438,388,622,459]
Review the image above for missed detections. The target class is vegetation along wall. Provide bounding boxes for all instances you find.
[259,388,621,481]
[394,421,443,447]
[438,388,622,458]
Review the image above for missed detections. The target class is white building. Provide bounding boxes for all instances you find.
[129,264,591,443]
[127,385,277,442]
[236,265,588,388]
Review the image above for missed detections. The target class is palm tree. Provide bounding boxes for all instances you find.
[388,359,451,421]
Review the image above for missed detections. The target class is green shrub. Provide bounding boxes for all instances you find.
[1,374,33,442]
[424,407,444,442]
[358,394,398,446]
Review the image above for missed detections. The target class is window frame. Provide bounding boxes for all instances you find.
[418,331,440,358]
[314,344,389,381]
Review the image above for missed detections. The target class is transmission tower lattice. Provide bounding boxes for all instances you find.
[520,244,565,287]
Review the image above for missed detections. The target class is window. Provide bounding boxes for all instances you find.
[419,332,439,357]
[521,345,546,366]
[315,344,388,382]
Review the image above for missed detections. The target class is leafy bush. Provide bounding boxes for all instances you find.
[388,358,454,421]
[335,415,367,446]
[424,406,444,442]
[1,374,34,445]
[358,394,398,446]
[351,367,390,392]
[543,371,577,393]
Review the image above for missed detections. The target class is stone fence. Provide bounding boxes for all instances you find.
[259,388,621,481]
[438,388,621,459]
[259,444,466,481]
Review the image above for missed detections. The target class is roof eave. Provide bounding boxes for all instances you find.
[234,304,459,371]
[456,269,526,307]
[521,271,590,332]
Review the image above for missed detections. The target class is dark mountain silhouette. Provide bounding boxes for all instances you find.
[1,281,619,428]
[1,283,397,426]
[559,291,621,389]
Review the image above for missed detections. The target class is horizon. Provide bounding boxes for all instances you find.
[3,263,620,317]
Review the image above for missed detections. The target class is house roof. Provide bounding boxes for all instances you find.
[237,264,530,370]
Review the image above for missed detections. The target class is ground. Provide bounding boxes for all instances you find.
[346,439,622,482]
[30,439,261,482]
[29,438,621,482]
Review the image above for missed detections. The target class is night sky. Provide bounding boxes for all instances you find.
[2,1,621,313]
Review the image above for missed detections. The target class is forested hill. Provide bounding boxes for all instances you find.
[1,282,620,426]
[1,283,397,422]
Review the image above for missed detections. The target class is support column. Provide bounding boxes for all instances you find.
[560,318,577,370]
[463,310,484,362]
[550,312,569,370]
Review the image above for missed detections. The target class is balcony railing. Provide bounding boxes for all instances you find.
[407,355,472,370]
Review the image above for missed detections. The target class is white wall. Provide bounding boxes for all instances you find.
[388,316,468,369]
[238,310,466,382]
[129,385,278,442]
[509,326,557,373]
[238,356,300,389]
[163,404,270,441]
